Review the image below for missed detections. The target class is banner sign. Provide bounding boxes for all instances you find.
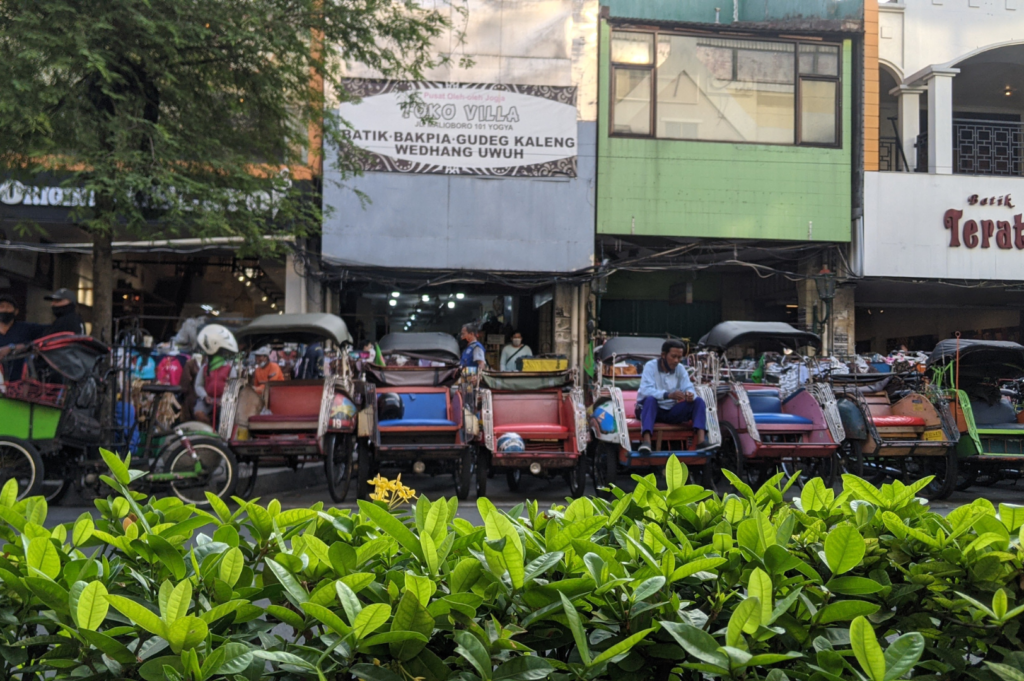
[338,80,578,178]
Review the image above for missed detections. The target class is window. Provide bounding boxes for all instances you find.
[610,30,840,147]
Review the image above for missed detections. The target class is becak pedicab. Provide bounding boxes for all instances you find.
[832,370,959,499]
[588,337,721,495]
[218,313,358,501]
[697,322,845,486]
[928,338,1024,491]
[476,364,590,498]
[357,332,477,500]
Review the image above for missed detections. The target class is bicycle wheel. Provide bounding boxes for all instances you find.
[592,441,619,499]
[455,447,473,501]
[325,434,354,503]
[235,456,259,499]
[0,438,43,500]
[565,459,586,498]
[163,438,237,504]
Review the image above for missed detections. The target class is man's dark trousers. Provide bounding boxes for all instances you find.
[635,395,707,434]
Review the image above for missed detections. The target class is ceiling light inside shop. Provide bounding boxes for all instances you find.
[238,275,245,282]
[391,291,401,298]
[411,314,416,320]
[786,304,798,309]
[421,294,430,302]
[1006,85,1013,97]
[262,295,268,302]
[447,301,456,309]
[455,293,465,300]
[389,299,397,307]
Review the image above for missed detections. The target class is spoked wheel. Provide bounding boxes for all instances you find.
[235,456,259,499]
[476,450,490,499]
[357,442,375,501]
[701,449,724,492]
[838,439,864,477]
[40,453,72,504]
[325,434,354,503]
[0,439,43,500]
[905,448,958,500]
[955,460,978,492]
[592,442,619,499]
[719,423,755,489]
[455,447,474,501]
[163,438,238,505]
[565,459,586,499]
[506,469,521,492]
[779,453,840,489]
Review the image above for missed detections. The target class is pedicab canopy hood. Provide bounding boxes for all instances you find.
[378,332,461,364]
[235,313,353,346]
[698,322,822,352]
[927,339,1024,383]
[30,333,108,382]
[597,336,681,362]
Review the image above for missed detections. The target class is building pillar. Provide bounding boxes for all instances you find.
[831,286,855,358]
[553,284,574,363]
[892,85,924,170]
[924,69,959,175]
[285,253,307,314]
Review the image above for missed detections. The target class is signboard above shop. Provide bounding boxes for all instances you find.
[864,172,1024,280]
[337,80,579,178]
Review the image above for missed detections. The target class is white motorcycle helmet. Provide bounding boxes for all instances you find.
[196,324,239,356]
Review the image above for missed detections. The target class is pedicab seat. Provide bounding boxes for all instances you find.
[248,415,319,430]
[248,382,323,430]
[380,419,457,428]
[872,415,926,428]
[379,392,457,429]
[621,391,696,431]
[753,413,814,426]
[494,423,569,438]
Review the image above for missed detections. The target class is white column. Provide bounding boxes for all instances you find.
[892,85,924,170]
[924,68,959,175]
[285,253,307,314]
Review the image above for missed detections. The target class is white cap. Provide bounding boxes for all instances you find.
[254,345,272,356]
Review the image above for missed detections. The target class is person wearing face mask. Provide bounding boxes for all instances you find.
[0,294,46,382]
[499,331,533,372]
[252,345,285,396]
[43,288,86,336]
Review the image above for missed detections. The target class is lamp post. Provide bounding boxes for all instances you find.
[813,267,837,355]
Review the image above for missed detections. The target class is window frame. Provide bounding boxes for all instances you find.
[608,27,843,149]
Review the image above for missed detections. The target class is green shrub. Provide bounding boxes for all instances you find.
[0,451,1022,680]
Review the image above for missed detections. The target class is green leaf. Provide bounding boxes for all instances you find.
[267,604,305,630]
[660,621,729,669]
[524,552,563,583]
[147,534,187,582]
[201,642,252,678]
[164,580,193,623]
[275,508,318,527]
[993,588,1008,620]
[826,576,884,596]
[727,597,762,647]
[77,581,109,631]
[358,501,424,562]
[484,507,525,589]
[818,600,880,624]
[748,568,773,624]
[390,590,434,661]
[350,663,406,681]
[841,475,887,507]
[665,455,685,492]
[72,515,94,546]
[106,594,166,637]
[204,492,231,524]
[99,449,131,486]
[592,628,654,667]
[26,577,70,614]
[26,536,60,579]
[493,655,554,681]
[302,601,352,636]
[405,572,437,608]
[669,557,727,582]
[219,547,244,587]
[361,631,429,648]
[354,602,391,639]
[0,478,17,507]
[850,616,886,681]
[166,616,208,654]
[336,579,363,624]
[824,523,865,576]
[198,599,246,624]
[559,592,591,666]
[632,576,665,603]
[79,630,136,665]
[454,630,493,681]
[266,557,309,605]
[801,477,832,513]
[883,632,925,681]
[986,662,1024,681]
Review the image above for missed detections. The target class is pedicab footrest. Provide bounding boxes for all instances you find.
[872,415,926,427]
[379,419,457,428]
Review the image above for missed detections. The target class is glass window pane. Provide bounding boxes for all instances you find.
[655,35,794,144]
[613,67,652,135]
[612,31,653,65]
[799,44,839,76]
[800,79,837,144]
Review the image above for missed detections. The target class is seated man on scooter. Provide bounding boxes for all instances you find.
[636,339,707,453]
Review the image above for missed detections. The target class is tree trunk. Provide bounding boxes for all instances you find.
[92,231,113,344]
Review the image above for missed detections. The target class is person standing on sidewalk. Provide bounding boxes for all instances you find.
[43,288,86,335]
[635,339,707,453]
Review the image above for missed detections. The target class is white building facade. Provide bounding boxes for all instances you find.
[857,0,1024,353]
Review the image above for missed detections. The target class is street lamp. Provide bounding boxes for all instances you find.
[813,267,837,354]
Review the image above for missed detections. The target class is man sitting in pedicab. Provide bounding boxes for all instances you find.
[636,339,708,454]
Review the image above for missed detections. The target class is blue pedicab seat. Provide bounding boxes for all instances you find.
[747,389,814,426]
[379,392,458,428]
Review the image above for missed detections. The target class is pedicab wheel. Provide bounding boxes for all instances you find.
[506,469,521,492]
[911,447,958,501]
[955,461,978,492]
[476,450,490,499]
[164,438,237,505]
[455,447,474,501]
[565,459,587,499]
[40,452,72,504]
[325,434,354,503]
[592,442,619,499]
[701,449,723,492]
[357,442,375,501]
[719,423,752,487]
[235,457,259,499]
[839,439,865,477]
[0,438,43,501]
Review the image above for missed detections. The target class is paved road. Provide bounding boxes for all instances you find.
[46,468,1024,528]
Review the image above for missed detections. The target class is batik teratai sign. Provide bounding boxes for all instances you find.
[337,80,578,177]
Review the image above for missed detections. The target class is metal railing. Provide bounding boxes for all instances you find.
[879,137,906,172]
[954,119,1023,176]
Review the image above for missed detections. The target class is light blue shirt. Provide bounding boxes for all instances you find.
[637,358,695,411]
